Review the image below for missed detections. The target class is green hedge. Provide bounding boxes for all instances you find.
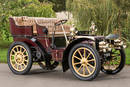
[0,0,55,41]
[39,0,66,12]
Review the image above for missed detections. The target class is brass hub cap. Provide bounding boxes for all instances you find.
[103,49,121,70]
[72,47,96,77]
[15,52,24,64]
[10,45,29,71]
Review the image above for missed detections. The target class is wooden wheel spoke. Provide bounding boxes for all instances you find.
[21,63,26,69]
[114,52,120,54]
[11,61,16,66]
[115,54,120,56]
[87,63,95,69]
[14,64,17,69]
[23,49,26,53]
[16,65,19,70]
[86,53,91,60]
[23,55,28,58]
[87,59,95,62]
[16,64,19,70]
[113,53,120,56]
[77,65,83,72]
[74,62,81,65]
[19,65,22,70]
[86,65,91,74]
[77,50,83,59]
[112,59,120,67]
[11,59,15,62]
[16,47,19,52]
[111,61,117,68]
[22,63,26,66]
[11,56,15,60]
[108,61,111,69]
[12,63,15,68]
[83,66,86,75]
[111,56,117,58]
[11,54,15,57]
[12,49,17,54]
[23,54,28,63]
[20,47,22,52]
[19,65,21,70]
[84,48,86,58]
[24,59,28,63]
[115,60,120,64]
[73,56,81,60]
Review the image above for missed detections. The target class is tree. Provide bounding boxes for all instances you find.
[66,0,119,35]
[39,0,66,12]
[114,0,130,11]
[113,0,130,41]
[0,0,55,41]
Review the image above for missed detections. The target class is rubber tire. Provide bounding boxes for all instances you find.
[7,42,33,75]
[101,49,126,74]
[68,43,101,81]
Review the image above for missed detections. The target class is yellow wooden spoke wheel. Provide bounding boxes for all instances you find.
[7,42,32,75]
[69,44,101,81]
[72,48,96,77]
[10,45,29,71]
[101,48,125,74]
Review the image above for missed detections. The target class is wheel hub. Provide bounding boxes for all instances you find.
[81,58,88,65]
[15,52,23,64]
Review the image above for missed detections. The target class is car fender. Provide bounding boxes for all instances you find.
[62,37,95,72]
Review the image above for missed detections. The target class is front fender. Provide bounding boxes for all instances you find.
[62,38,95,72]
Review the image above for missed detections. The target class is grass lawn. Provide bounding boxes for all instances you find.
[0,40,11,63]
[0,43,130,64]
[125,47,130,64]
[0,48,8,63]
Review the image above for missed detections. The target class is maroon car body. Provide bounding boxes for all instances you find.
[8,16,126,81]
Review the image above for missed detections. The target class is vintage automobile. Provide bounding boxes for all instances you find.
[7,16,126,81]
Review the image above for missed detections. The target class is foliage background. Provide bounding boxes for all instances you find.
[0,0,130,63]
[39,0,66,12]
[66,0,130,42]
[0,0,130,42]
[0,0,55,41]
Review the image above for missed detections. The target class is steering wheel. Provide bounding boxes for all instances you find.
[55,19,68,26]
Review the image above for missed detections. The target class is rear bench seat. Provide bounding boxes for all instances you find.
[11,16,71,37]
